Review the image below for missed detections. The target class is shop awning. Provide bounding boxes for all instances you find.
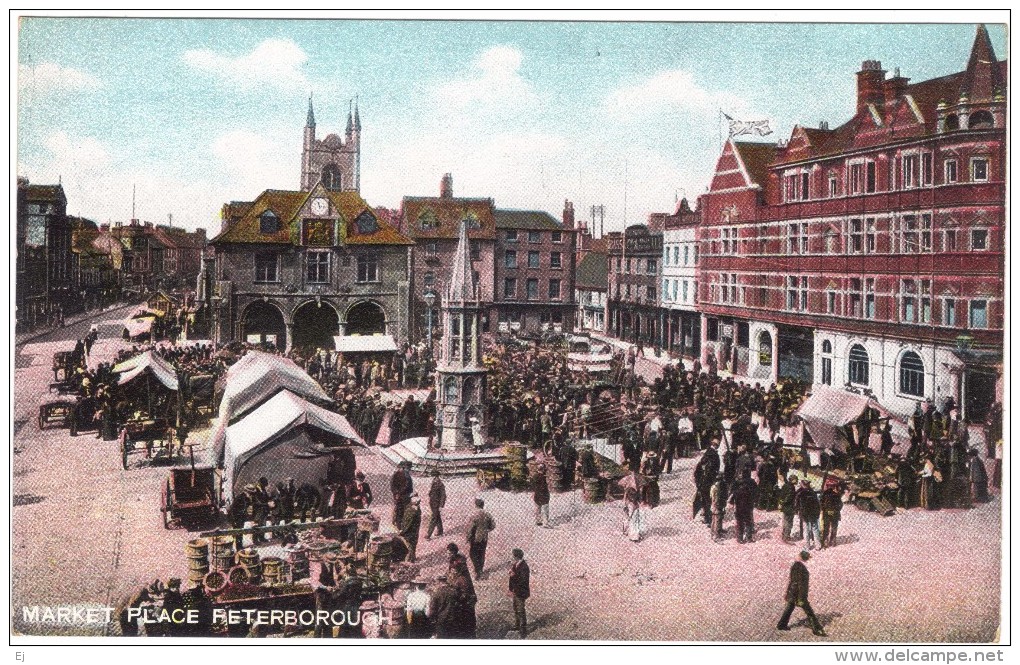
[334,334,398,353]
[794,385,892,452]
[122,316,154,338]
[114,351,179,390]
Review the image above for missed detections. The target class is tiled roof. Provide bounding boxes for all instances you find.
[211,188,413,246]
[576,251,608,290]
[493,208,563,231]
[733,141,778,187]
[400,196,497,239]
[151,226,206,250]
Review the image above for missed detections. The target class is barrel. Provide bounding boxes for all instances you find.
[188,561,210,585]
[185,538,209,559]
[203,569,228,594]
[185,538,210,584]
[380,597,406,639]
[237,548,262,584]
[284,544,309,581]
[210,536,234,557]
[583,477,606,504]
[262,557,283,585]
[367,535,394,571]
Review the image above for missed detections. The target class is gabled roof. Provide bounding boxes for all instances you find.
[151,226,206,250]
[732,141,778,187]
[400,196,497,240]
[494,208,563,231]
[576,251,608,291]
[212,187,413,246]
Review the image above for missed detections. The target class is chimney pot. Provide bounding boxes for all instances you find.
[440,173,453,198]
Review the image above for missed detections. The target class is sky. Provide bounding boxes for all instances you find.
[15,14,1008,234]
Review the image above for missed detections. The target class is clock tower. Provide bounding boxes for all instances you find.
[435,218,488,451]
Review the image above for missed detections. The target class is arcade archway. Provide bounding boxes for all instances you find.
[345,301,387,336]
[241,301,286,350]
[292,301,340,351]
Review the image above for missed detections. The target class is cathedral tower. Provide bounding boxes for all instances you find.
[300,98,360,193]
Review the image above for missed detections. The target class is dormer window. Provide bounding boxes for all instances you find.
[418,209,439,230]
[354,211,379,235]
[259,210,279,234]
[944,114,960,131]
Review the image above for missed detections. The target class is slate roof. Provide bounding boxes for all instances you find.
[493,208,563,231]
[576,251,608,291]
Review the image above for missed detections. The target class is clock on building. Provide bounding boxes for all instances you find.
[311,197,328,215]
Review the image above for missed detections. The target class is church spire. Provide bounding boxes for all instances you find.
[306,95,316,127]
[346,99,354,135]
[354,97,361,131]
[447,218,476,303]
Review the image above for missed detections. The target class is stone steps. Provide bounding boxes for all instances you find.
[376,436,507,476]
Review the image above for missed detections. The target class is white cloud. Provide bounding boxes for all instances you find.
[183,38,309,90]
[436,45,537,114]
[210,129,295,193]
[603,69,753,121]
[18,62,100,99]
[42,131,110,176]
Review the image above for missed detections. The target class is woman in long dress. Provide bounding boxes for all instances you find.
[624,485,646,542]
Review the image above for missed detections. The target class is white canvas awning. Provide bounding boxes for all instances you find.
[122,316,154,338]
[114,351,179,390]
[567,351,614,373]
[334,334,398,353]
[222,390,365,502]
[794,385,892,452]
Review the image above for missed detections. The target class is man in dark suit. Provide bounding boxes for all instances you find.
[400,495,423,563]
[693,439,721,524]
[390,461,413,527]
[777,551,826,637]
[467,498,496,580]
[509,548,531,637]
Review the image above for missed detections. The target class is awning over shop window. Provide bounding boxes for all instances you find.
[334,334,398,353]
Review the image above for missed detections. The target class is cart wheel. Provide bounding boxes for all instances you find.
[161,481,171,529]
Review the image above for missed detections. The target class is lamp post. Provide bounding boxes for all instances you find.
[423,289,437,351]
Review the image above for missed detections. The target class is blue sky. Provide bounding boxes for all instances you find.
[16,15,1008,233]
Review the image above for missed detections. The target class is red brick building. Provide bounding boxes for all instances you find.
[697,25,1005,420]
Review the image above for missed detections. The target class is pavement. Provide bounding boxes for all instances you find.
[10,316,1004,641]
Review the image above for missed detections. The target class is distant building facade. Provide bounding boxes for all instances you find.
[658,198,701,357]
[16,179,72,326]
[607,222,663,347]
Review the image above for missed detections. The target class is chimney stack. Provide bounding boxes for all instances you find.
[883,67,910,103]
[562,200,575,228]
[440,173,453,199]
[856,60,886,116]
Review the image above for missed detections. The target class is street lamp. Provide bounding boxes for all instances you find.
[423,289,437,350]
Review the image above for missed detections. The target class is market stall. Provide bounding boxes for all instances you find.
[221,390,365,503]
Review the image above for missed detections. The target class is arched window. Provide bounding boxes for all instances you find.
[848,344,869,386]
[899,351,925,397]
[968,110,994,130]
[822,339,832,354]
[758,331,773,366]
[444,377,459,403]
[944,114,960,131]
[322,164,342,191]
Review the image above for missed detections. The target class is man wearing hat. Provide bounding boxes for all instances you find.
[508,548,531,637]
[795,479,822,550]
[777,473,799,542]
[390,461,414,528]
[400,494,423,563]
[347,471,373,510]
[466,498,496,580]
[777,551,826,637]
[427,470,447,539]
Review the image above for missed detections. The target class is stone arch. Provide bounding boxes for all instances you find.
[292,299,340,352]
[944,113,960,131]
[241,300,287,350]
[344,300,387,336]
[968,110,994,130]
[757,330,773,367]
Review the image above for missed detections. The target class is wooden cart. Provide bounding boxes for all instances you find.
[160,462,219,529]
[120,419,172,470]
[38,399,75,430]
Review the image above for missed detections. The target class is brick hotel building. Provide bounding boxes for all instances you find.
[697,25,1005,420]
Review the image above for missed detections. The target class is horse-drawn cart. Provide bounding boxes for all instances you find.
[161,462,219,529]
[38,398,76,430]
[120,418,173,470]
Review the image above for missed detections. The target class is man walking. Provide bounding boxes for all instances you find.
[427,470,447,539]
[777,551,827,637]
[709,473,727,541]
[508,548,531,638]
[730,468,758,544]
[467,498,496,580]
